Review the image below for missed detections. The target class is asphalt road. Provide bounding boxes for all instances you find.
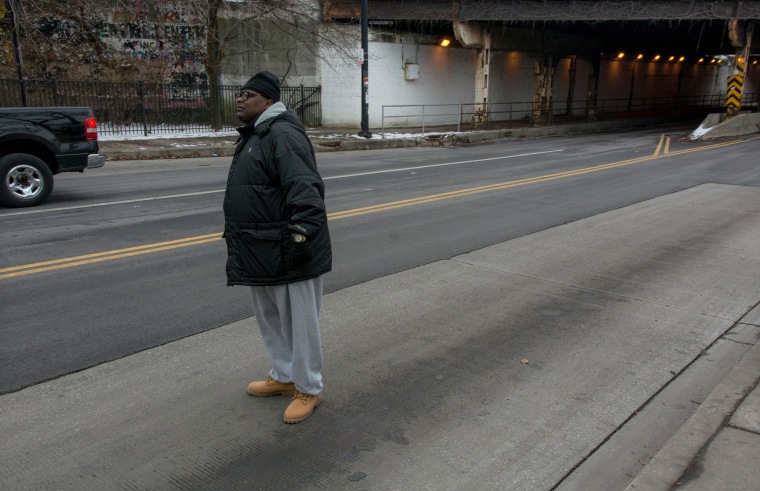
[2,123,760,394]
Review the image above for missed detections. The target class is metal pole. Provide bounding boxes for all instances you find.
[381,105,385,138]
[358,0,371,138]
[139,81,148,136]
[8,0,26,106]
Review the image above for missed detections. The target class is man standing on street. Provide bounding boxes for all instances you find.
[223,71,332,424]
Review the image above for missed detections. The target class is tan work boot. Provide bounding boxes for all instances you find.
[283,391,322,424]
[246,376,296,397]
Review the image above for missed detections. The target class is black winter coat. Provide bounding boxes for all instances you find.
[223,106,332,286]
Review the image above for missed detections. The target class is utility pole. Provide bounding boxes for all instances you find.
[358,0,371,138]
[6,0,26,106]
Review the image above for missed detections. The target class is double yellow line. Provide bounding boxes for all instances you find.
[331,135,758,219]
[331,154,657,219]
[0,234,221,280]
[651,133,754,157]
[2,135,757,280]
[653,134,671,156]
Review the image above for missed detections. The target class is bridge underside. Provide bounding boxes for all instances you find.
[324,1,760,21]
[324,1,760,53]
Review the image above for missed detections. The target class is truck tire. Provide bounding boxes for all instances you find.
[0,153,55,208]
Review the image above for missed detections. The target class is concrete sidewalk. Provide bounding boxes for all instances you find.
[2,183,759,489]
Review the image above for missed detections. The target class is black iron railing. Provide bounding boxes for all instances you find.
[381,93,759,135]
[3,78,756,136]
[0,79,322,134]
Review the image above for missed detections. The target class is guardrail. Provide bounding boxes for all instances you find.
[380,94,759,137]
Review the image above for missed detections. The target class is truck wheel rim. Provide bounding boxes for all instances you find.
[6,165,45,200]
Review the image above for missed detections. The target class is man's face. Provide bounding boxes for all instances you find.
[236,90,272,124]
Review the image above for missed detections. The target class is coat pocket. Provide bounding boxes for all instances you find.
[237,228,284,278]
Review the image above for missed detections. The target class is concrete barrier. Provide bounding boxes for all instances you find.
[690,112,760,140]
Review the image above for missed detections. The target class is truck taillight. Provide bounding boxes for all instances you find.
[84,117,98,141]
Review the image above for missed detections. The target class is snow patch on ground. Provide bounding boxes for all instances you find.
[689,124,711,140]
[99,130,238,141]
[313,131,461,140]
[99,129,465,142]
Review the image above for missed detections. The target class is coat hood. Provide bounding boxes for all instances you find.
[236,102,304,139]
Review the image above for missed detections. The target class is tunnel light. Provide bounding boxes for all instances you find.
[678,56,685,63]
[698,58,705,63]
[754,60,758,65]
[617,52,625,59]
[440,38,451,47]
[636,54,644,60]
[653,54,661,61]
[668,56,675,62]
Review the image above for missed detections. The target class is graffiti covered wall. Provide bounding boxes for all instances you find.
[3,0,207,85]
[97,0,207,85]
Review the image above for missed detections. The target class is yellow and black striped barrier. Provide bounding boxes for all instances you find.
[726,62,745,117]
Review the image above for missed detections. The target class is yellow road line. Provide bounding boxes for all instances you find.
[0,233,222,274]
[653,134,666,156]
[666,136,760,156]
[0,236,221,279]
[328,154,659,219]
[3,135,757,280]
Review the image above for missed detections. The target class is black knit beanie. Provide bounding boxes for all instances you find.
[241,71,280,102]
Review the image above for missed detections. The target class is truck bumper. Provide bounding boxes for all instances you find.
[87,154,106,169]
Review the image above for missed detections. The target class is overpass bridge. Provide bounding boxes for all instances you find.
[324,0,760,125]
[325,0,759,55]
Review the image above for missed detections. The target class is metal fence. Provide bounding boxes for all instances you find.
[3,78,756,136]
[381,93,759,135]
[0,79,322,135]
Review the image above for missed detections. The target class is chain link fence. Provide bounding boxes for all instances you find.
[0,79,321,135]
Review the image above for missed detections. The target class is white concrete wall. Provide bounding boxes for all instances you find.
[488,51,536,121]
[319,40,362,128]
[746,63,760,94]
[712,61,760,102]
[598,58,731,101]
[551,57,591,117]
[320,32,476,129]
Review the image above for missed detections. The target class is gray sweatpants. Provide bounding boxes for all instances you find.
[249,277,324,395]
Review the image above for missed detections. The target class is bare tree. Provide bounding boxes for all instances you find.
[3,0,356,80]
[190,0,357,128]
[3,0,139,80]
[0,1,14,71]
[2,0,358,127]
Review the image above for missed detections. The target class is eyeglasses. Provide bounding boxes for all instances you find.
[237,90,261,101]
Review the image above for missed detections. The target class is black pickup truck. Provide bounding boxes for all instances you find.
[0,106,105,207]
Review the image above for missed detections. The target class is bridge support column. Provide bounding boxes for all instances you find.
[726,54,745,118]
[531,54,555,125]
[583,55,601,122]
[565,56,578,117]
[453,21,492,127]
[474,28,492,126]
[727,20,755,118]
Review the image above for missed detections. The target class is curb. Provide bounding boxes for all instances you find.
[624,334,760,491]
[101,145,237,160]
[97,116,707,161]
